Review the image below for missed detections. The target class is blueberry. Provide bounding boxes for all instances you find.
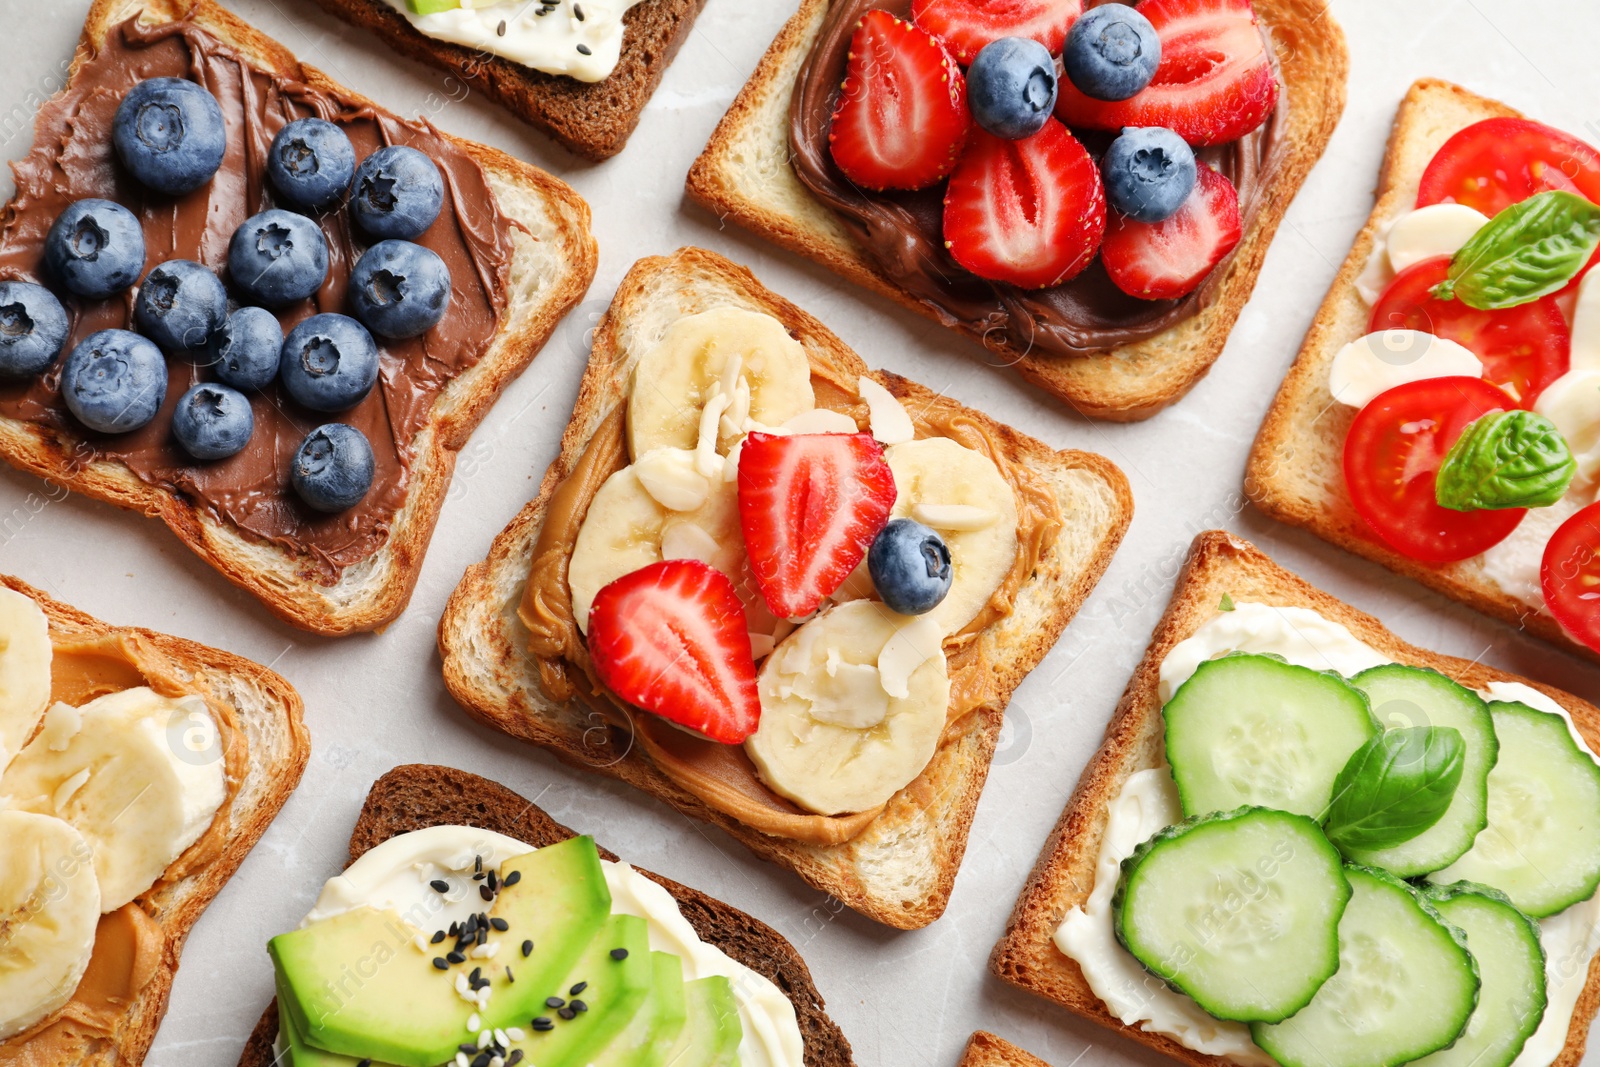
[267,118,356,212]
[134,259,227,353]
[0,282,69,380]
[350,146,444,240]
[59,329,168,434]
[228,209,329,308]
[171,382,253,461]
[206,306,283,391]
[291,423,375,512]
[968,38,1058,140]
[45,199,146,299]
[279,313,380,412]
[112,78,227,196]
[348,240,451,339]
[1102,127,1197,223]
[1063,5,1161,102]
[867,518,953,616]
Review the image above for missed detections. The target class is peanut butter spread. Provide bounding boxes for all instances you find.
[519,364,1062,846]
[0,628,246,1059]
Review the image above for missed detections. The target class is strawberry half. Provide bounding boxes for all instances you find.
[829,10,971,191]
[912,0,1083,65]
[588,559,761,745]
[1101,164,1241,300]
[943,120,1106,289]
[737,432,897,619]
[1054,0,1278,146]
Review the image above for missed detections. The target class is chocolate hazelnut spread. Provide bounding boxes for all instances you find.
[788,0,1289,357]
[0,14,512,574]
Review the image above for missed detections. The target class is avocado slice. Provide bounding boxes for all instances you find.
[275,973,400,1067]
[589,951,689,1067]
[519,913,655,1067]
[666,976,743,1067]
[405,0,462,13]
[272,836,613,1066]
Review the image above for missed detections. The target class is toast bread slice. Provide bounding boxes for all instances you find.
[0,573,310,1066]
[0,0,598,637]
[684,0,1348,422]
[989,529,1600,1067]
[958,1032,1054,1067]
[305,0,707,161]
[436,246,1132,929]
[1243,77,1597,664]
[232,763,855,1067]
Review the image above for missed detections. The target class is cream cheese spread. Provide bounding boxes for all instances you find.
[381,0,645,82]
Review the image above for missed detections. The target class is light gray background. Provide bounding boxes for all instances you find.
[3,1,1600,1064]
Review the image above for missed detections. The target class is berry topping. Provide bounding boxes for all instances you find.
[351,145,445,240]
[968,37,1059,141]
[59,329,167,435]
[587,559,762,745]
[911,0,1082,65]
[868,518,953,616]
[228,209,330,308]
[207,306,283,392]
[828,10,970,192]
[267,118,357,212]
[1055,0,1277,146]
[349,240,452,339]
[292,423,376,513]
[171,382,254,461]
[279,313,380,412]
[1062,4,1161,102]
[1101,163,1241,299]
[133,259,228,353]
[112,78,227,196]
[1102,126,1198,223]
[44,199,146,300]
[943,119,1106,289]
[737,431,898,619]
[0,282,68,381]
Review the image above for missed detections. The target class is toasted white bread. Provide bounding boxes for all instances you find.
[957,1031,1055,1067]
[0,573,309,1066]
[437,246,1132,929]
[1244,78,1599,664]
[990,529,1600,1067]
[685,0,1348,422]
[0,0,598,637]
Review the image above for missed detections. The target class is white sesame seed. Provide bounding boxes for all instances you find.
[479,1029,492,1048]
[495,1028,510,1048]
[455,973,469,995]
[415,935,429,953]
[485,942,501,959]
[506,1026,526,1041]
[467,1012,481,1032]
[490,1058,505,1067]
[455,1055,469,1067]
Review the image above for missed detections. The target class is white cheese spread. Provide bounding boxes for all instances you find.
[381,0,645,82]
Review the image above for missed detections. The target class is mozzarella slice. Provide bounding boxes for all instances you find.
[1535,370,1600,486]
[1328,330,1483,408]
[1386,203,1490,274]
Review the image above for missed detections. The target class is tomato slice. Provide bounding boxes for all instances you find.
[1344,377,1526,563]
[1542,502,1600,654]
[1368,256,1570,407]
[1417,117,1600,216]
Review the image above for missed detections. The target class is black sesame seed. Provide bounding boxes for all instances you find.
[432,957,449,971]
[358,1061,373,1067]
[522,940,534,957]
[475,854,484,873]
[571,999,588,1013]
[576,43,592,55]
[488,870,499,892]
[509,1052,526,1066]
[610,948,629,960]
[491,917,510,932]
[546,996,565,1009]
[558,1007,576,1021]
[504,870,522,887]
[531,1018,554,1032]
[431,930,446,944]
[496,19,507,35]
[569,981,588,995]
[460,1044,479,1055]
[473,1054,492,1067]
[465,914,478,935]
[470,966,483,984]
[447,951,466,965]
[449,921,461,936]
[478,927,490,946]
[430,879,450,893]
[506,964,516,983]
[574,3,586,19]
[480,885,496,902]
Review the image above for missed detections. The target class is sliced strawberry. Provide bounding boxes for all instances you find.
[1101,164,1241,299]
[943,120,1106,289]
[588,559,761,745]
[1054,0,1277,146]
[829,10,971,191]
[737,432,897,619]
[912,0,1083,65]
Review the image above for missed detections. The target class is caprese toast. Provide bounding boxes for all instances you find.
[438,247,1131,929]
[993,530,1600,1067]
[1249,79,1600,664]
[0,574,307,1064]
[686,0,1348,420]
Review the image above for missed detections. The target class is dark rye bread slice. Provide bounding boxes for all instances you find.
[234,764,855,1067]
[957,1032,1055,1067]
[307,0,707,161]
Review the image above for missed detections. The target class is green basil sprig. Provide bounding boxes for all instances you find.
[1432,190,1600,309]
[1324,726,1465,853]
[1435,409,1577,511]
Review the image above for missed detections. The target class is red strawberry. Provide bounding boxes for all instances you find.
[588,560,761,745]
[942,120,1106,289]
[912,0,1083,65]
[1054,0,1278,146]
[737,432,897,619]
[1101,164,1241,299]
[829,10,971,191]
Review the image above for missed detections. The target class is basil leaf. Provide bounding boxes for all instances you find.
[1433,190,1600,309]
[1324,726,1465,852]
[1435,409,1577,511]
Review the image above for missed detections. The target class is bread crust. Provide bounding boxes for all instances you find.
[957,1031,1055,1067]
[436,247,1132,929]
[0,573,310,1067]
[684,0,1349,421]
[231,763,856,1067]
[1244,77,1598,666]
[0,0,599,637]
[989,529,1600,1067]
[305,0,707,161]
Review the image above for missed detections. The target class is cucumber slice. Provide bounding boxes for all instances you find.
[1113,807,1350,1023]
[1250,866,1479,1067]
[1431,700,1600,916]
[1412,882,1547,1067]
[1164,653,1379,819]
[1344,666,1498,876]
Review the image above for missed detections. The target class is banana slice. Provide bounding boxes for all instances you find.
[0,810,100,1040]
[0,586,52,772]
[746,601,949,815]
[627,308,815,459]
[0,687,227,912]
[885,438,1019,635]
